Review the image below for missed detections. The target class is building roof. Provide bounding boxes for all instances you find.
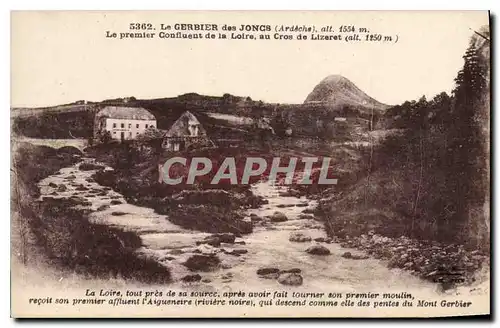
[96,106,156,120]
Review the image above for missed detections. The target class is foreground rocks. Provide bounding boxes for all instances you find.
[278,273,303,286]
[327,231,488,286]
[256,267,304,285]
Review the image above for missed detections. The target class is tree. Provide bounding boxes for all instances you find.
[98,130,112,144]
[136,127,165,154]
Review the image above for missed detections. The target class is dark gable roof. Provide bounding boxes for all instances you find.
[96,106,156,120]
[165,111,206,137]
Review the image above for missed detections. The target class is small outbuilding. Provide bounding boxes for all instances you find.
[162,111,213,151]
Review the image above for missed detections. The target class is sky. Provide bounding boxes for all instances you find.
[11,11,489,108]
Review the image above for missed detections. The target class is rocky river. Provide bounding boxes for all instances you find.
[37,158,476,297]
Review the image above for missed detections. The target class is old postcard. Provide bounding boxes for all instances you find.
[10,11,490,318]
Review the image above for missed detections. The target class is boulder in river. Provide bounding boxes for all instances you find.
[249,213,263,222]
[79,163,105,171]
[57,184,68,192]
[289,232,312,243]
[110,200,123,205]
[298,214,315,220]
[280,268,302,274]
[97,204,110,211]
[306,245,331,255]
[181,274,202,283]
[278,190,301,197]
[278,273,303,286]
[270,211,288,222]
[225,249,248,256]
[213,233,236,244]
[341,251,369,260]
[197,233,236,247]
[111,211,128,216]
[183,254,220,272]
[197,237,221,247]
[48,182,58,188]
[257,268,280,275]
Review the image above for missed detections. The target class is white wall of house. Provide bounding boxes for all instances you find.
[105,118,157,140]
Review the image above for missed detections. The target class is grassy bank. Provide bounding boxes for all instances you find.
[11,142,171,283]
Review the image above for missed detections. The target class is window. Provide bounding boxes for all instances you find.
[128,123,132,128]
[145,124,149,128]
[151,124,155,128]
[136,124,139,128]
[121,123,125,128]
[113,131,116,134]
[129,132,132,137]
[113,123,117,128]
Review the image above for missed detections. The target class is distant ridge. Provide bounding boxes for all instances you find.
[304,75,389,112]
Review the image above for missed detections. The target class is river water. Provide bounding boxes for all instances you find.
[38,158,444,296]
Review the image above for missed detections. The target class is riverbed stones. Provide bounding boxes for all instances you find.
[306,245,331,255]
[183,254,220,272]
[278,273,303,286]
[48,182,58,188]
[270,211,288,222]
[289,232,312,243]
